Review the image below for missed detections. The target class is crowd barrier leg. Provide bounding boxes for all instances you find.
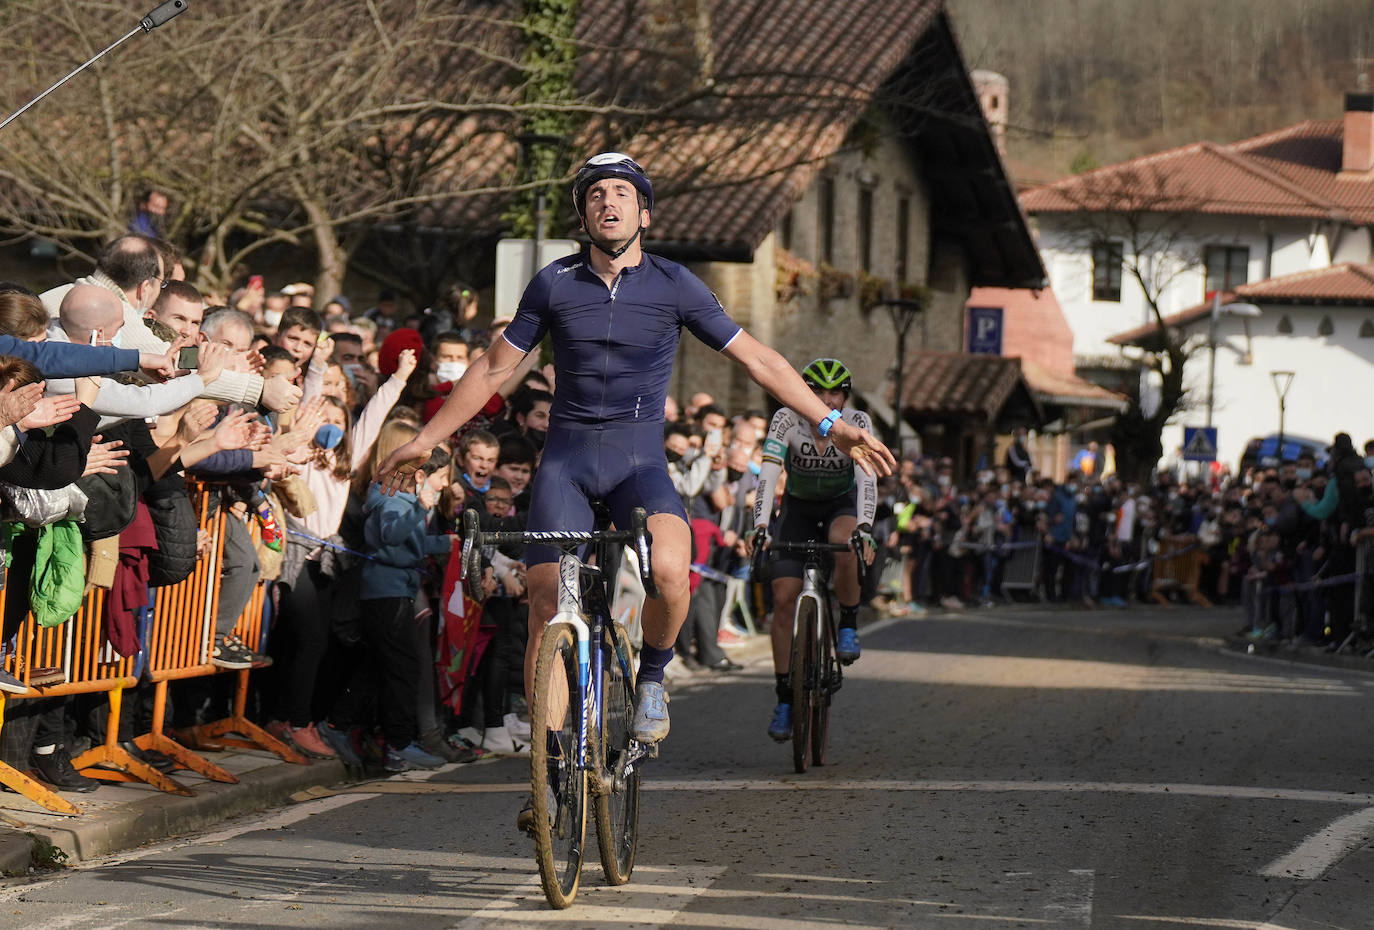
[135,679,237,784]
[197,668,307,764]
[73,684,193,796]
[0,696,80,815]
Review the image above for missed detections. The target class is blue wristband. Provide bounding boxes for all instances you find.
[817,409,843,437]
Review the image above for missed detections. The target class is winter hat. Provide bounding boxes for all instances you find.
[378,327,424,377]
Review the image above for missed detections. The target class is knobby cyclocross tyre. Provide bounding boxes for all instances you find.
[530,623,587,909]
[811,611,836,766]
[791,598,817,773]
[594,621,639,885]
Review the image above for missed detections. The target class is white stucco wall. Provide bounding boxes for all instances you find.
[1034,213,1349,363]
[1158,303,1374,470]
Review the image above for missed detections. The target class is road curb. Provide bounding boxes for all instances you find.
[0,827,34,875]
[26,755,348,866]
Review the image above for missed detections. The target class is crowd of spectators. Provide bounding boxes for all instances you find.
[3,228,1371,796]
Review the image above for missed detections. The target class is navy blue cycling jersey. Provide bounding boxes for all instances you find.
[502,252,741,425]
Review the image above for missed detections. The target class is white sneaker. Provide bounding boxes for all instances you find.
[480,725,528,755]
[503,713,532,742]
[457,726,484,748]
[662,656,695,682]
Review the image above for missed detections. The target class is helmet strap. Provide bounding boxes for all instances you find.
[589,223,643,260]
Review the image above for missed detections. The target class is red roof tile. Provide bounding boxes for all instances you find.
[1108,262,1374,347]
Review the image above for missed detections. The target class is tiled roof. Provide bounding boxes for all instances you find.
[1020,358,1128,411]
[900,350,1037,421]
[426,2,1042,284]
[1022,119,1374,223]
[1107,262,1374,347]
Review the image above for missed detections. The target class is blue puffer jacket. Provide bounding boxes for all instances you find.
[360,483,453,600]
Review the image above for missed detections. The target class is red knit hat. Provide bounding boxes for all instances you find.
[378,327,424,377]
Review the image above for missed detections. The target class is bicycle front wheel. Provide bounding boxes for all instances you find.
[811,612,836,766]
[531,623,588,909]
[594,621,639,885]
[790,598,818,773]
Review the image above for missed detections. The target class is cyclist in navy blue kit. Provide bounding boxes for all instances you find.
[379,152,895,764]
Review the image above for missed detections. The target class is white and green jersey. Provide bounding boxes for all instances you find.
[753,406,877,528]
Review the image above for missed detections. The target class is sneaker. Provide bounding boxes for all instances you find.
[479,725,528,755]
[264,719,296,749]
[0,667,26,695]
[630,681,670,742]
[939,595,964,610]
[318,722,362,767]
[394,741,446,769]
[32,745,99,793]
[717,626,745,647]
[290,723,336,760]
[503,712,532,742]
[226,635,273,668]
[210,636,253,670]
[836,628,861,665]
[382,747,411,774]
[446,734,484,763]
[767,703,792,742]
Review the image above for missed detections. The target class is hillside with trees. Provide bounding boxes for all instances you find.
[950,0,1374,185]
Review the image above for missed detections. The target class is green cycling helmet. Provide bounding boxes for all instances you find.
[801,358,852,392]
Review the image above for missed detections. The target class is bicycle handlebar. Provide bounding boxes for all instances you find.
[460,506,658,604]
[750,528,870,590]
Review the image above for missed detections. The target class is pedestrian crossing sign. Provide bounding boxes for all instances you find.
[1182,426,1218,462]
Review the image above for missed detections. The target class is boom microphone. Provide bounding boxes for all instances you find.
[0,1,191,134]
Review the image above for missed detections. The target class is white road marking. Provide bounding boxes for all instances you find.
[1259,805,1374,879]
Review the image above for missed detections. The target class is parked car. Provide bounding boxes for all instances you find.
[1238,433,1329,473]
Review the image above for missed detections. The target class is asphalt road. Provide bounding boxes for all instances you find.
[4,605,1374,929]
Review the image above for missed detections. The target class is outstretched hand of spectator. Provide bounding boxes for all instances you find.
[0,379,42,429]
[260,375,302,413]
[245,349,266,375]
[18,393,81,431]
[394,348,418,382]
[82,435,128,477]
[196,342,230,385]
[212,408,260,452]
[140,351,178,381]
[178,399,219,443]
[272,396,325,459]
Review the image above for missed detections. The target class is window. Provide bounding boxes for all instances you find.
[1092,240,1123,302]
[1204,245,1249,294]
[1277,315,1293,334]
[818,176,835,265]
[779,208,793,252]
[896,197,910,283]
[1360,320,1374,338]
[858,188,874,271]
[1318,315,1335,336]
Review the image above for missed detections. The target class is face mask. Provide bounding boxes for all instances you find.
[264,307,284,329]
[1264,516,1277,527]
[1065,483,1078,494]
[664,448,683,464]
[937,474,950,488]
[526,428,546,451]
[314,423,343,450]
[1365,457,1374,470]
[727,467,744,482]
[1281,478,1296,490]
[1297,468,1313,480]
[435,361,467,383]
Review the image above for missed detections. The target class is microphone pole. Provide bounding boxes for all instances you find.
[0,0,190,134]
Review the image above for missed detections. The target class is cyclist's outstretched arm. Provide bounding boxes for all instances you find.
[848,409,879,528]
[723,332,895,478]
[377,336,528,492]
[752,408,789,532]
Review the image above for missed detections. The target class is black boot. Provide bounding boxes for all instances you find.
[32,745,99,793]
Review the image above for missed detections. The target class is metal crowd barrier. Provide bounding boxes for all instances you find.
[1150,537,1210,606]
[0,480,303,816]
[999,537,1041,600]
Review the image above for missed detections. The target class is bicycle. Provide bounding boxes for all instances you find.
[460,505,658,909]
[753,530,866,774]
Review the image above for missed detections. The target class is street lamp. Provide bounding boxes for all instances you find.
[871,298,925,450]
[1206,293,1262,427]
[1271,370,1295,462]
[516,132,567,282]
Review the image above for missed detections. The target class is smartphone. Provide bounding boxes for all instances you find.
[177,346,199,369]
[248,274,264,290]
[705,428,723,454]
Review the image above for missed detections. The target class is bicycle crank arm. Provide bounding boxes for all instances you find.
[612,739,657,793]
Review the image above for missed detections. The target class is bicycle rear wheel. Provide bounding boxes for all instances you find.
[593,621,639,885]
[811,612,836,766]
[530,623,587,909]
[790,598,817,773]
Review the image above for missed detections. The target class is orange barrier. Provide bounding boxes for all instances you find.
[1151,536,1212,606]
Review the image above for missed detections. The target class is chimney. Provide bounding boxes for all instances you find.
[1342,92,1374,175]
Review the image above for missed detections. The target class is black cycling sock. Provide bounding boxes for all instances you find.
[637,644,674,686]
[775,673,791,705]
[839,605,859,631]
